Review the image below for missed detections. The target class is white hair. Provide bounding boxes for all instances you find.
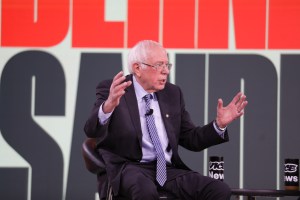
[127,40,164,74]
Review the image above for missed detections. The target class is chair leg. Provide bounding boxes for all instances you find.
[106,184,113,200]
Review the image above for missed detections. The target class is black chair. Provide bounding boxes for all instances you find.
[82,138,179,200]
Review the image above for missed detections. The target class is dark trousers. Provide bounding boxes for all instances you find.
[118,162,231,200]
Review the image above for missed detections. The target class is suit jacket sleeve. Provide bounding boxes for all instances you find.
[165,84,229,152]
[84,79,112,139]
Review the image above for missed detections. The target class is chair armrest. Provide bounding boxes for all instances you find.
[82,138,106,174]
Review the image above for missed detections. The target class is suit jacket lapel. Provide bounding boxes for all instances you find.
[123,75,143,147]
[156,90,177,151]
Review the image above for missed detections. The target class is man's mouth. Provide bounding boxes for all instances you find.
[159,79,166,84]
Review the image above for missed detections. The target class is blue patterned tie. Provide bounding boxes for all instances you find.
[143,94,167,186]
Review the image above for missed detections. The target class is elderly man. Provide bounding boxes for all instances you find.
[84,40,248,200]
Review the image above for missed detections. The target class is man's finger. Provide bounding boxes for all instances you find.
[114,80,132,93]
[111,71,126,88]
[236,95,247,110]
[113,71,124,81]
[217,98,223,110]
[237,110,244,118]
[238,100,248,111]
[232,92,243,105]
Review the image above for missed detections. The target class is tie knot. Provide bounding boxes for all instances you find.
[143,94,153,103]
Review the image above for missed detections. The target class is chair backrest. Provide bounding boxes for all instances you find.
[82,138,106,174]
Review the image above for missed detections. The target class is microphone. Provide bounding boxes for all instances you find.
[145,109,153,116]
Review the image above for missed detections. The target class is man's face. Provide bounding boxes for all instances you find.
[135,46,170,93]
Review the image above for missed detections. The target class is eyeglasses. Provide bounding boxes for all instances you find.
[141,62,172,71]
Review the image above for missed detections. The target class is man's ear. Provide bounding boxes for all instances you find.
[133,63,141,77]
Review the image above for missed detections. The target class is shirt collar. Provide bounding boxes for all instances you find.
[132,75,157,101]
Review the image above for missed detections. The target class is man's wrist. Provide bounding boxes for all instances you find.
[214,120,226,131]
[99,102,113,125]
[102,100,114,114]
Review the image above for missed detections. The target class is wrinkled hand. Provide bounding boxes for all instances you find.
[103,71,132,113]
[215,92,248,128]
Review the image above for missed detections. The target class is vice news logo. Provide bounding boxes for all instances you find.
[209,161,224,171]
[209,161,224,180]
[284,163,299,184]
[284,163,298,173]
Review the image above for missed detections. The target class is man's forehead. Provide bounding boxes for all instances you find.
[146,47,168,61]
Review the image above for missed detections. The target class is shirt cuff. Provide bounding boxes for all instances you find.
[213,120,227,139]
[98,102,113,125]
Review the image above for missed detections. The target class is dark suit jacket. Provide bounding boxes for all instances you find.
[84,74,229,198]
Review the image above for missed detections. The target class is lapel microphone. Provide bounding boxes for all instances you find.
[145,109,154,116]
